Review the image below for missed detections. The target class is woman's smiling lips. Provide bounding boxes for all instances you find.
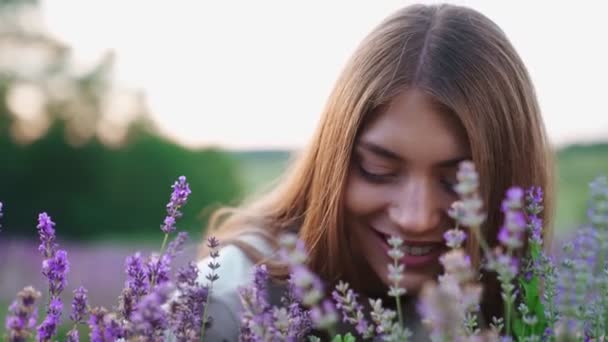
[371,227,446,269]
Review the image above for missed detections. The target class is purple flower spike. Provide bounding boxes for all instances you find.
[161,176,191,234]
[291,265,324,307]
[502,187,524,212]
[125,252,149,298]
[176,262,199,288]
[70,286,88,323]
[6,286,41,342]
[443,229,467,249]
[146,253,171,287]
[88,307,107,342]
[309,299,338,331]
[498,187,527,250]
[0,201,3,231]
[166,231,189,260]
[132,284,172,340]
[36,297,63,342]
[66,329,79,342]
[37,213,57,258]
[42,249,70,297]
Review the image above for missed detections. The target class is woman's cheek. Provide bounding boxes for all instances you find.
[344,176,386,216]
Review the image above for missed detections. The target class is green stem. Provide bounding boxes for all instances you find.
[200,254,218,341]
[505,247,515,338]
[505,294,512,337]
[394,258,404,328]
[159,233,169,256]
[150,233,170,288]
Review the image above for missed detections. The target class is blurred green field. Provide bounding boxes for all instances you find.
[229,150,293,195]
[554,143,608,235]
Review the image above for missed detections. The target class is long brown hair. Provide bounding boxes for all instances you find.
[201,3,555,324]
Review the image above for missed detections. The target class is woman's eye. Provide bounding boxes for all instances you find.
[357,162,395,183]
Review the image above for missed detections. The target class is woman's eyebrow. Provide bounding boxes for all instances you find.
[358,141,470,167]
[358,141,402,161]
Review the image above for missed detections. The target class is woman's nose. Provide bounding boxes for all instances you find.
[387,177,441,235]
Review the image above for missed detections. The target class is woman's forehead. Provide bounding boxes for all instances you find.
[357,89,470,164]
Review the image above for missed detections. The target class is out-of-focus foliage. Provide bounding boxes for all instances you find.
[0,123,244,240]
[554,142,608,234]
[0,0,244,240]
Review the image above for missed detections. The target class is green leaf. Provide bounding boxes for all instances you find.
[308,336,322,342]
[512,268,548,338]
[329,333,357,342]
[344,333,357,342]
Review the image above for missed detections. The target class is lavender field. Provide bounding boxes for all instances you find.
[0,237,199,337]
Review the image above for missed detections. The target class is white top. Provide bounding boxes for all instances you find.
[197,233,273,341]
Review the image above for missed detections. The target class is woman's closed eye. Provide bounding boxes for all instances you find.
[356,161,397,183]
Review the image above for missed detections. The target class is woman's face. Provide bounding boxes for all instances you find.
[344,88,471,294]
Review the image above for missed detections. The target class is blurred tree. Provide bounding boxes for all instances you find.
[0,0,245,240]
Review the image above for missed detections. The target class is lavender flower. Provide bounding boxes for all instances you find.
[454,161,486,228]
[36,212,57,258]
[146,253,171,287]
[70,286,88,323]
[66,286,88,342]
[131,283,173,341]
[36,297,62,342]
[418,249,481,340]
[33,212,69,342]
[176,261,199,288]
[0,201,3,231]
[386,235,407,332]
[368,298,410,341]
[238,264,275,340]
[291,265,324,307]
[170,263,208,341]
[165,231,189,260]
[124,252,149,299]
[41,249,70,296]
[161,176,191,234]
[497,187,526,250]
[278,233,338,335]
[87,307,108,342]
[309,299,338,331]
[444,228,467,249]
[525,186,544,245]
[200,236,221,339]
[66,329,79,342]
[5,286,41,342]
[332,281,375,339]
[283,278,313,339]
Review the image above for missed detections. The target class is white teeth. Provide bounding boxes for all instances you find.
[403,245,434,256]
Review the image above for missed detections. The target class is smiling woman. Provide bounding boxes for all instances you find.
[196,3,554,340]
[346,88,471,295]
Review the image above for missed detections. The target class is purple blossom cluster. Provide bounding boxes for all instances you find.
[161,176,192,234]
[4,176,216,342]
[5,286,41,342]
[35,212,70,342]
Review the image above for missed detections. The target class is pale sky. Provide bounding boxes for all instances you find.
[40,0,608,150]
